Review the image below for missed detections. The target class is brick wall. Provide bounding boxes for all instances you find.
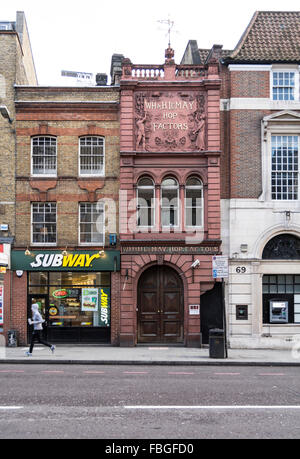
[231,71,270,98]
[14,87,120,248]
[3,271,28,345]
[229,109,266,198]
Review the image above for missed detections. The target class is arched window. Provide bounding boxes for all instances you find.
[31,136,57,175]
[185,177,203,227]
[137,177,155,227]
[161,177,179,227]
[262,234,300,259]
[79,136,105,176]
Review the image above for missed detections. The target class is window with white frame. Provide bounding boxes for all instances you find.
[161,177,179,227]
[79,136,105,176]
[31,136,57,175]
[32,203,57,244]
[137,177,155,227]
[185,177,204,227]
[79,202,105,245]
[271,135,299,200]
[272,72,295,101]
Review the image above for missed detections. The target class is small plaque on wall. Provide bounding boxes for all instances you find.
[189,304,200,315]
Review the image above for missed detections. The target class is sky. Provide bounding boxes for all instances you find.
[1,0,300,85]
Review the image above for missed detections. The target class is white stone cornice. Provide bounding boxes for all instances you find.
[220,98,300,111]
[228,64,272,72]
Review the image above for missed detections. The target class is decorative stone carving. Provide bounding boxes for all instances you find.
[134,91,206,152]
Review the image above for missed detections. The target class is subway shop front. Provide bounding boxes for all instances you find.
[11,250,120,344]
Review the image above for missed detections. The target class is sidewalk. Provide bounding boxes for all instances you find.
[1,345,300,366]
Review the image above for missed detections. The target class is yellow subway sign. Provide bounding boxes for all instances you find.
[99,288,110,327]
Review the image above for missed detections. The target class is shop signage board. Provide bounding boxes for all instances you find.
[122,245,220,255]
[0,285,3,326]
[0,243,9,268]
[11,250,120,272]
[99,288,110,327]
[212,255,228,279]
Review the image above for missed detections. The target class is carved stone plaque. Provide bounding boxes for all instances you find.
[135,91,206,152]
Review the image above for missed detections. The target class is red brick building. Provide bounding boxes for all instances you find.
[118,46,223,347]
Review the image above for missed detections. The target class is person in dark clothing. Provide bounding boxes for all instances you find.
[26,301,55,356]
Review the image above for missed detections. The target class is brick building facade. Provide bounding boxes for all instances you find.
[0,12,37,340]
[7,84,121,345]
[118,47,223,347]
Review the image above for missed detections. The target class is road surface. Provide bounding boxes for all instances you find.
[0,364,299,439]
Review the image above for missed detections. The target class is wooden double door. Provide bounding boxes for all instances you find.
[138,266,184,344]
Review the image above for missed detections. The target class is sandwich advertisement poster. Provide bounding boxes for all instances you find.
[81,288,98,312]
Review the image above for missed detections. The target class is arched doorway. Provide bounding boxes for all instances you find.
[137,265,184,344]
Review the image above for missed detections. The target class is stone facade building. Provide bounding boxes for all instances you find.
[183,11,300,349]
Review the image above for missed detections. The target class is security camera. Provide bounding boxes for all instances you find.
[191,259,200,268]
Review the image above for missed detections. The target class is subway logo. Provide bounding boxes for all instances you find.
[30,253,101,269]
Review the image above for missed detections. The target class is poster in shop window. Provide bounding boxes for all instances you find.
[81,288,98,312]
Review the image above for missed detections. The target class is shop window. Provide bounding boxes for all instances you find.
[79,136,105,176]
[185,176,203,227]
[32,203,57,245]
[49,272,110,286]
[28,286,48,294]
[161,177,179,227]
[263,274,300,323]
[79,202,104,245]
[31,136,57,176]
[137,177,155,227]
[28,272,48,285]
[27,271,111,329]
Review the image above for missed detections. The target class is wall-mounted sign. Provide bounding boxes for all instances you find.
[122,245,219,255]
[135,91,206,152]
[212,255,228,278]
[0,285,3,326]
[0,243,9,268]
[11,250,120,272]
[189,304,200,315]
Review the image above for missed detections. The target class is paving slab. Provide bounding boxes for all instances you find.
[1,345,300,366]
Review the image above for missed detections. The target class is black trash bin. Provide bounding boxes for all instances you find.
[7,330,18,347]
[209,328,226,358]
